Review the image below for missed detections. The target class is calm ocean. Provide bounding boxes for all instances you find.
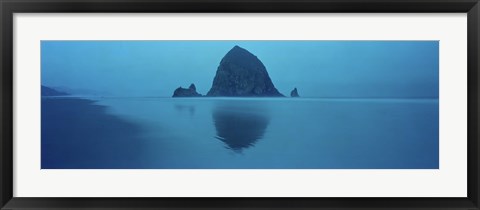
[41,97,439,169]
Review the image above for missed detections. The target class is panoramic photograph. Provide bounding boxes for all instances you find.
[41,41,439,169]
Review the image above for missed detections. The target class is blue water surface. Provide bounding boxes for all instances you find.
[41,97,439,169]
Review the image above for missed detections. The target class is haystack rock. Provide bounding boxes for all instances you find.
[172,83,202,97]
[206,46,284,97]
[290,87,299,97]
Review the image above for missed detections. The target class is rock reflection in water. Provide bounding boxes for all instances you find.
[212,103,270,152]
[175,104,196,116]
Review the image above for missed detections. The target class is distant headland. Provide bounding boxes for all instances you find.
[42,85,68,96]
[173,46,298,98]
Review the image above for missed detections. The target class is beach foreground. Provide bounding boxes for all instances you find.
[41,97,439,169]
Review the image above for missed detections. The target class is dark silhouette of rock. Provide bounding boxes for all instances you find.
[212,104,270,152]
[41,85,68,96]
[290,87,299,97]
[172,83,202,97]
[206,46,284,97]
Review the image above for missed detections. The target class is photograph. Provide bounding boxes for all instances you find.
[41,40,439,169]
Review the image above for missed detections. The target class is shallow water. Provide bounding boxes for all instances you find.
[41,97,439,169]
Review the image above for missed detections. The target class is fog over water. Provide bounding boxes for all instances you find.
[41,41,439,169]
[41,41,438,98]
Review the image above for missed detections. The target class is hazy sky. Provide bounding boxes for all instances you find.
[41,41,438,98]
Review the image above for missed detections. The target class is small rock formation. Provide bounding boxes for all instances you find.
[206,45,284,97]
[172,83,202,97]
[41,85,68,96]
[290,87,299,97]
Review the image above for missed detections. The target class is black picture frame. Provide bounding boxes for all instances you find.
[1,0,479,209]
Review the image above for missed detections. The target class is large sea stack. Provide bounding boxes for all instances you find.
[206,46,284,97]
